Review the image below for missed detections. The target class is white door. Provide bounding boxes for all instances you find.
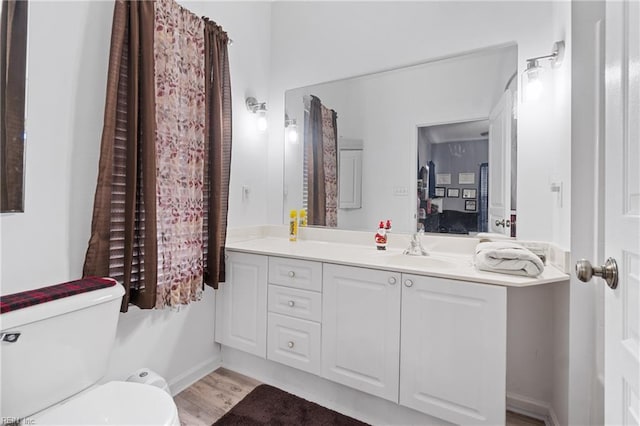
[399,274,506,425]
[215,251,268,358]
[488,91,512,235]
[322,264,401,402]
[603,1,640,423]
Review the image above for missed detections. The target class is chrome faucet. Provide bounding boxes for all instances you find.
[404,230,428,256]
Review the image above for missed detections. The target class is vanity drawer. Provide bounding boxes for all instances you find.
[268,257,322,292]
[267,313,321,375]
[268,284,322,322]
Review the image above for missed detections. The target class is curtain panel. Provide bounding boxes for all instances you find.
[305,96,326,226]
[1,0,28,212]
[153,0,206,308]
[203,18,232,289]
[84,0,232,311]
[83,1,157,312]
[305,96,338,227]
[321,105,338,228]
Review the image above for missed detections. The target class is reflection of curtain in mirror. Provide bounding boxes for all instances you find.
[321,104,338,227]
[305,96,337,227]
[0,0,28,212]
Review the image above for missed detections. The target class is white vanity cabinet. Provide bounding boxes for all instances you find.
[322,264,401,402]
[214,252,268,358]
[400,274,507,425]
[216,250,510,425]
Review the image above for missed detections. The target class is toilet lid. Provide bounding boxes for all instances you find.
[36,381,179,425]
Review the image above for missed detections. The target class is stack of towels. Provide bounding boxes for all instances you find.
[474,242,545,277]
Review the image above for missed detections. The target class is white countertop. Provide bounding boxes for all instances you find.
[226,229,570,288]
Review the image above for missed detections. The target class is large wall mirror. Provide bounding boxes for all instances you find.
[1,0,28,212]
[283,44,517,235]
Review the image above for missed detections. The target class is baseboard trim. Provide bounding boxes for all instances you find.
[506,392,558,426]
[547,406,560,426]
[168,355,222,396]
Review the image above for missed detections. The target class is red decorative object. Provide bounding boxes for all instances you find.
[375,221,388,250]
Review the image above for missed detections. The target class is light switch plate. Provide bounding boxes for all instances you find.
[393,186,409,197]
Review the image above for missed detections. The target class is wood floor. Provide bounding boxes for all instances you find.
[174,368,545,426]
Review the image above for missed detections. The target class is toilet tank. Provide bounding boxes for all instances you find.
[0,281,125,420]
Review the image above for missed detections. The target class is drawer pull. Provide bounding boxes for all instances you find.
[404,279,414,288]
[288,300,295,307]
[288,271,295,278]
[388,276,397,285]
[287,341,295,348]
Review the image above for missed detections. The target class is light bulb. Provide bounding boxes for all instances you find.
[523,60,543,102]
[257,111,267,132]
[288,124,298,144]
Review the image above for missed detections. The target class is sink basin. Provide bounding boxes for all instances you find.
[383,254,462,270]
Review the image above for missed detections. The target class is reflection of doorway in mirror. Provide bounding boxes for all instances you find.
[417,120,490,235]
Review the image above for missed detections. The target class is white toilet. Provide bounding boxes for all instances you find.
[0,282,180,425]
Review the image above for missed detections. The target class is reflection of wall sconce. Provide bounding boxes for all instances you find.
[246,97,267,132]
[522,41,565,102]
[285,114,298,144]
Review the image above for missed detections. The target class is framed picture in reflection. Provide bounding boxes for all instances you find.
[462,188,477,199]
[465,200,477,211]
[447,188,460,198]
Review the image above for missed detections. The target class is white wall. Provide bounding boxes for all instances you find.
[0,0,272,392]
[267,1,571,248]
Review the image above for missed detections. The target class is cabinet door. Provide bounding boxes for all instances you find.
[400,274,506,425]
[322,264,401,402]
[215,252,267,358]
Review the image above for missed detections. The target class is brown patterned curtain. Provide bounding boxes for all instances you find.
[1,0,28,212]
[305,96,338,227]
[153,0,206,308]
[84,0,232,311]
[321,105,338,227]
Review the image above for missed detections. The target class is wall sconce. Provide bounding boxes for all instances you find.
[522,41,565,102]
[285,114,298,144]
[246,97,267,132]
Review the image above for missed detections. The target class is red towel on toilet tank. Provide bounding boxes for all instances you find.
[0,277,117,314]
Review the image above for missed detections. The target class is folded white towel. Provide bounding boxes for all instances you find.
[474,241,544,277]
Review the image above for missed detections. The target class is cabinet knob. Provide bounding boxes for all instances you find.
[287,341,295,348]
[388,276,397,285]
[288,271,295,278]
[404,279,414,287]
[288,300,295,307]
